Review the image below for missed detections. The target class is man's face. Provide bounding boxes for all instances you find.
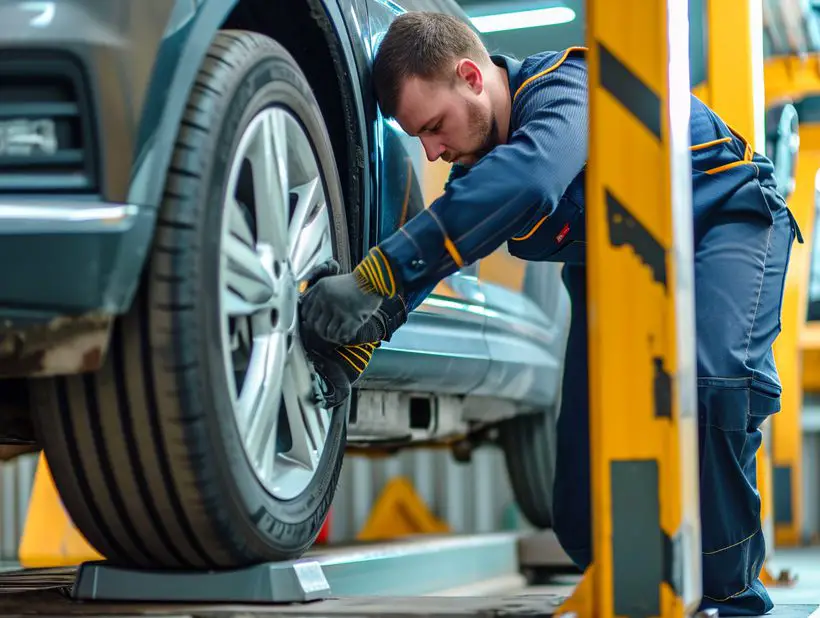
[394,60,499,167]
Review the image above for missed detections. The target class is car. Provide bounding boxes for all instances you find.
[0,0,570,568]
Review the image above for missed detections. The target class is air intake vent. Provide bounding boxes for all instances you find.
[0,53,97,193]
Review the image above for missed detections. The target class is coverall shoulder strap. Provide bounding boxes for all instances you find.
[513,46,588,102]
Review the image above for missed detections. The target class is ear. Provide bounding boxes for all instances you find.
[455,59,484,95]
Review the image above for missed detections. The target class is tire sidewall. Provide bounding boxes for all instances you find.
[501,405,558,529]
[195,43,350,553]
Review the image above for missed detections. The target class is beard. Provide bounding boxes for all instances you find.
[462,99,500,165]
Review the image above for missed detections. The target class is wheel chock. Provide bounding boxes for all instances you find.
[357,476,449,541]
[18,453,103,568]
[71,560,330,603]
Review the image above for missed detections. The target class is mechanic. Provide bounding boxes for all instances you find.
[299,11,802,616]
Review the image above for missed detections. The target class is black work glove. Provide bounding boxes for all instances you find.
[308,345,355,410]
[343,294,408,344]
[300,249,398,345]
[303,257,341,287]
[300,256,408,408]
[307,292,408,407]
[299,259,346,407]
[300,272,381,344]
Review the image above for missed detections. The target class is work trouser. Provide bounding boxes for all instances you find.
[551,180,799,616]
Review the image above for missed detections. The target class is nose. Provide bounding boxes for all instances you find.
[421,138,445,162]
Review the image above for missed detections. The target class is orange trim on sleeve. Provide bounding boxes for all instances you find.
[443,237,464,268]
[513,46,588,102]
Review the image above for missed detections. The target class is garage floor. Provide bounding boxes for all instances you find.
[518,545,820,617]
[766,547,820,607]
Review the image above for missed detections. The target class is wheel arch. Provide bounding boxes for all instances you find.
[221,0,369,261]
[127,0,369,260]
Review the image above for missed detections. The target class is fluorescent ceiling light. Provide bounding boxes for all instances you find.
[470,6,576,33]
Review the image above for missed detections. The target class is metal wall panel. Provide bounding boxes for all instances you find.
[329,445,522,543]
[0,453,36,561]
[0,448,522,557]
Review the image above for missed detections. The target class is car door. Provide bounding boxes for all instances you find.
[340,0,491,394]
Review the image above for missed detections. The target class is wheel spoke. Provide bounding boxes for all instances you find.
[248,110,290,256]
[281,346,327,470]
[222,221,276,317]
[239,332,286,478]
[228,194,255,245]
[292,207,333,281]
[290,341,319,399]
[288,177,322,252]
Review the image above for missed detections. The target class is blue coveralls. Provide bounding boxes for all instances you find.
[377,48,801,616]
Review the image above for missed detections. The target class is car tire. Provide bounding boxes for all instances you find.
[30,30,352,569]
[499,405,558,529]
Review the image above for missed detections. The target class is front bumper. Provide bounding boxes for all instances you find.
[0,198,156,377]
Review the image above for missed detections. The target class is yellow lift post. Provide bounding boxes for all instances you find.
[556,0,702,616]
[691,0,766,145]
[765,53,820,548]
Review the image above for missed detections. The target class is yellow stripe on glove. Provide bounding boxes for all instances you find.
[336,342,382,376]
[354,247,397,298]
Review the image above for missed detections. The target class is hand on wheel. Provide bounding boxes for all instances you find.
[300,272,383,345]
[300,258,342,350]
[303,258,341,289]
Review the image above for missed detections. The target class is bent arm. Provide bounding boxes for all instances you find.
[365,59,589,299]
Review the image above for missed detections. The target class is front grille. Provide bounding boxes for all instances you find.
[0,52,97,193]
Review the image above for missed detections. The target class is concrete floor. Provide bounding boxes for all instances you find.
[766,547,820,607]
[513,545,820,616]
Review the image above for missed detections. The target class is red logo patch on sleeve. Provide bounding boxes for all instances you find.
[556,223,570,244]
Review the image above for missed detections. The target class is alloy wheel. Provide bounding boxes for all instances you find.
[218,105,336,500]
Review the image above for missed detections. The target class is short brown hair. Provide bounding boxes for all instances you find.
[372,11,489,118]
